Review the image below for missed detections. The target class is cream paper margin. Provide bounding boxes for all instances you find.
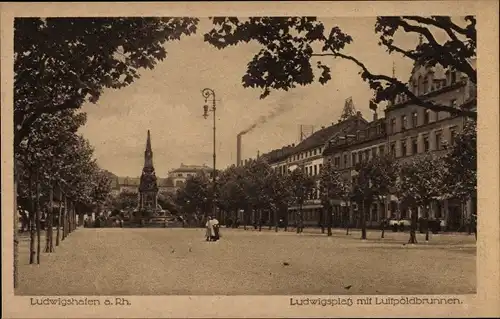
[1,1,498,318]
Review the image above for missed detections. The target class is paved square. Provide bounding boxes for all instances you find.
[16,227,476,295]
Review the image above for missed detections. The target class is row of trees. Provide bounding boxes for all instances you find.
[13,17,199,288]
[175,119,476,244]
[14,108,113,285]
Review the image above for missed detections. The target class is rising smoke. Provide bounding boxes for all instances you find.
[237,92,298,137]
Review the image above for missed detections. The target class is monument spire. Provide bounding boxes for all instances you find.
[138,130,159,214]
[144,130,153,169]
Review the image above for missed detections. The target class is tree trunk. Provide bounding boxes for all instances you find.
[425,205,430,241]
[79,209,84,227]
[62,195,67,240]
[320,207,325,234]
[45,183,54,253]
[29,172,36,264]
[56,190,62,246]
[274,207,278,232]
[13,160,20,288]
[408,206,418,244]
[361,199,367,240]
[327,205,332,236]
[258,209,262,231]
[284,207,288,232]
[345,205,350,235]
[296,203,302,234]
[380,200,386,239]
[35,169,41,264]
[465,201,472,235]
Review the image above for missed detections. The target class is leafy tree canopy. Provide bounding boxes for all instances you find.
[14,17,199,146]
[205,16,476,118]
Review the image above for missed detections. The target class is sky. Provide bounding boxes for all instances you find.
[78,17,426,177]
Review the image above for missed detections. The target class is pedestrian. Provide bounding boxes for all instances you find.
[205,216,215,241]
[212,217,220,241]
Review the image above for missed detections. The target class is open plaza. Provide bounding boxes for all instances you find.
[16,227,476,296]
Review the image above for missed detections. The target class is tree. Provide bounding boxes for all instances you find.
[319,159,352,236]
[14,17,199,147]
[176,173,210,226]
[245,159,276,230]
[397,153,446,244]
[217,165,249,227]
[264,170,292,232]
[351,162,373,240]
[364,155,399,238]
[287,168,315,233]
[204,16,476,118]
[112,190,139,211]
[443,120,477,236]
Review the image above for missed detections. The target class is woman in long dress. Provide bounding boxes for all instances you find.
[205,216,215,241]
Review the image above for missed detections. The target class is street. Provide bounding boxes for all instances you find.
[16,227,476,295]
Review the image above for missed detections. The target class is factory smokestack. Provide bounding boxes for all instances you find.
[236,133,242,166]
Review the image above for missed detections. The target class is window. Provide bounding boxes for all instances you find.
[371,148,377,158]
[390,143,396,156]
[450,70,457,84]
[423,135,430,152]
[401,115,408,130]
[365,150,370,160]
[435,202,442,219]
[352,153,357,165]
[334,157,340,167]
[450,127,457,145]
[371,205,378,222]
[379,145,385,155]
[314,149,317,155]
[435,131,443,150]
[412,80,418,95]
[343,154,348,167]
[391,118,396,133]
[424,109,431,124]
[319,164,323,173]
[401,140,407,157]
[412,112,418,127]
[177,173,183,177]
[423,78,429,94]
[314,165,317,176]
[411,138,418,154]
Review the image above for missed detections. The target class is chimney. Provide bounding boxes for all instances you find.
[236,134,242,166]
[373,112,378,121]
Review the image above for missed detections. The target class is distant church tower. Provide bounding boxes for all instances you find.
[138,130,158,211]
[339,97,357,122]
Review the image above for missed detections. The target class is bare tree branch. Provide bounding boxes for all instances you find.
[313,51,476,119]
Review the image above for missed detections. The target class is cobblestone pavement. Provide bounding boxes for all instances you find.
[16,227,476,295]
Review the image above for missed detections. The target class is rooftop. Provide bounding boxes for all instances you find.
[170,163,213,173]
[293,113,368,153]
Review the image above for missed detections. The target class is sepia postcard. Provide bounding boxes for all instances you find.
[1,1,499,318]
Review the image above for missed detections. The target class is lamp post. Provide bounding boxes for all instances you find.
[202,88,218,221]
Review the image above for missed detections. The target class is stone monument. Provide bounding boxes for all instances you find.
[137,130,160,222]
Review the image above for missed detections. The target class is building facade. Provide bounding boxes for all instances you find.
[262,112,368,226]
[168,163,213,191]
[323,62,477,230]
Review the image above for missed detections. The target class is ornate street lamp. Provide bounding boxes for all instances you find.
[201,88,218,220]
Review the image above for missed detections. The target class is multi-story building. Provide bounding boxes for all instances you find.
[168,163,213,191]
[323,114,387,227]
[262,112,368,226]
[323,61,477,231]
